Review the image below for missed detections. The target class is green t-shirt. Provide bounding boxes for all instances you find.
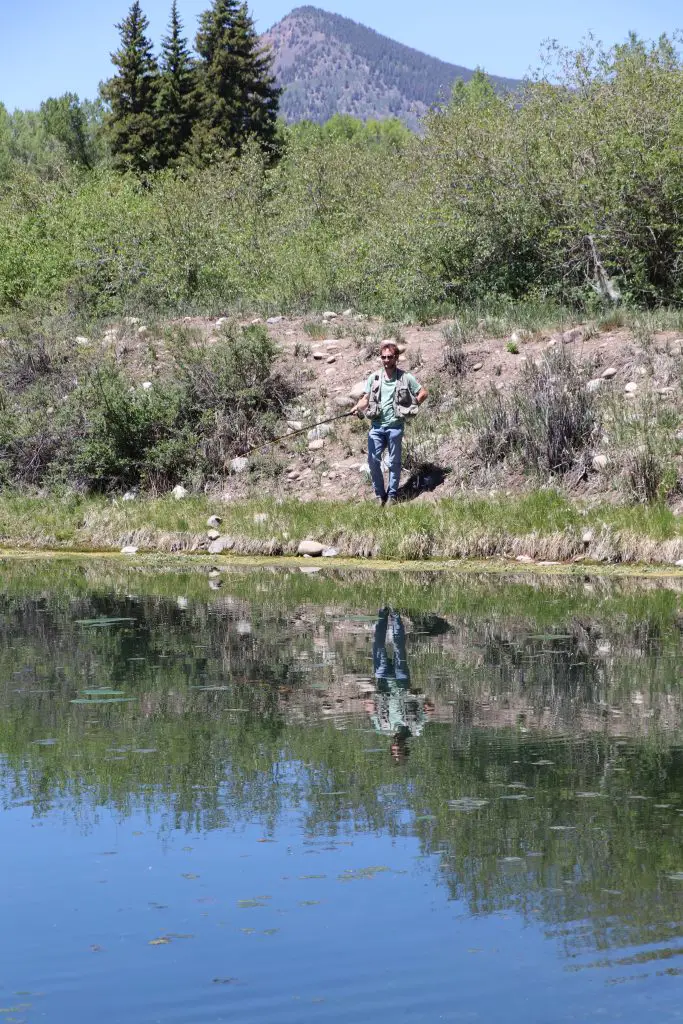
[364,369,421,428]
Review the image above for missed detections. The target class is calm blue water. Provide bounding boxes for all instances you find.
[1,560,683,1023]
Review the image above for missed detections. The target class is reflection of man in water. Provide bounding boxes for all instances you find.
[367,608,432,761]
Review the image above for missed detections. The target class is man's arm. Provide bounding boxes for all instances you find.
[351,393,370,417]
[415,386,428,406]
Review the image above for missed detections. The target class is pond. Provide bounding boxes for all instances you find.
[1,558,683,1023]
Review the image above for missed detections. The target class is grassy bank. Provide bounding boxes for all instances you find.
[2,491,683,565]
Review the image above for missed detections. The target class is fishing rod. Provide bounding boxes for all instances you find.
[239,409,356,457]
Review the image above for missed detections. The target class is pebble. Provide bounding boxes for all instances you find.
[624,381,638,393]
[472,362,483,371]
[326,355,336,364]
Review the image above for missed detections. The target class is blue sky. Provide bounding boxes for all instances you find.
[1,0,680,111]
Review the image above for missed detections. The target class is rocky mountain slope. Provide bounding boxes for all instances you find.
[262,6,521,129]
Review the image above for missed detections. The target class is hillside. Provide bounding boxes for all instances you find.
[262,5,521,128]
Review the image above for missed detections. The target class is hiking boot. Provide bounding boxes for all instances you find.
[385,496,397,507]
[374,495,386,506]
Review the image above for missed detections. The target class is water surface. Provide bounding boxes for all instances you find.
[2,559,683,1022]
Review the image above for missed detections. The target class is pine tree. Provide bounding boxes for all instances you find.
[156,1,197,166]
[101,2,160,173]
[192,0,280,161]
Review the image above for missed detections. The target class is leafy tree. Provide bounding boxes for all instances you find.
[101,1,160,173]
[40,93,94,169]
[192,0,280,161]
[156,1,198,166]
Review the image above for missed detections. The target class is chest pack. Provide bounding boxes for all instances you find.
[366,369,419,420]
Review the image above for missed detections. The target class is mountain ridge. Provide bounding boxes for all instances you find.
[262,6,521,129]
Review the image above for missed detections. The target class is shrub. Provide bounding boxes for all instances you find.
[471,349,599,475]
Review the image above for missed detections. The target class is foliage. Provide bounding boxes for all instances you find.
[100,1,161,173]
[471,348,599,476]
[156,0,198,167]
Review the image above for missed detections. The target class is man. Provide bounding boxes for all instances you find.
[351,342,428,506]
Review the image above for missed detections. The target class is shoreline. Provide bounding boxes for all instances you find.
[2,547,683,580]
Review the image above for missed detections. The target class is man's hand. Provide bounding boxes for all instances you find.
[353,395,369,419]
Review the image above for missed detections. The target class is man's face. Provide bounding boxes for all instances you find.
[381,349,398,371]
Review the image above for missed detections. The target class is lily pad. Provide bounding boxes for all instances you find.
[448,797,490,812]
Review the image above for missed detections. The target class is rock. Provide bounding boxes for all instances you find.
[472,362,483,371]
[515,555,534,563]
[537,561,560,566]
[592,454,609,471]
[624,381,638,393]
[602,367,618,379]
[207,515,222,527]
[322,311,338,319]
[356,347,370,362]
[75,335,91,346]
[229,457,249,474]
[350,381,368,400]
[333,395,354,410]
[342,308,354,317]
[209,536,234,554]
[177,596,188,610]
[510,329,533,343]
[326,355,336,364]
[207,529,221,541]
[208,578,223,589]
[298,540,325,556]
[308,438,325,451]
[208,567,222,579]
[266,316,283,324]
[359,464,371,476]
[312,350,325,360]
[582,531,593,545]
[253,513,268,524]
[586,378,603,392]
[215,317,228,327]
[495,381,505,391]
[397,343,407,354]
[250,317,263,325]
[675,560,683,567]
[300,566,322,574]
[137,325,149,337]
[287,420,303,431]
[308,423,331,441]
[122,491,137,502]
[124,316,140,326]
[236,620,252,635]
[171,484,188,499]
[561,327,584,344]
[322,547,339,557]
[121,545,138,555]
[141,381,153,390]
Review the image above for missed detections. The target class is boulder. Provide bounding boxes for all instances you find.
[208,578,223,589]
[308,423,332,441]
[510,329,533,343]
[333,395,354,410]
[342,308,354,317]
[298,540,325,556]
[171,484,188,499]
[624,381,638,393]
[177,596,189,610]
[322,311,338,319]
[230,457,249,474]
[602,367,618,379]
[312,351,325,360]
[215,317,228,327]
[121,545,138,555]
[586,379,603,392]
[561,327,584,344]
[141,381,153,390]
[326,355,336,364]
[207,515,222,527]
[592,454,609,471]
[515,555,534,564]
[207,529,221,541]
[287,420,303,431]
[209,536,234,554]
[308,438,325,451]
[122,491,137,502]
[75,335,91,346]
[250,317,263,325]
[582,531,593,545]
[322,547,339,557]
[137,325,149,337]
[349,381,367,400]
[675,559,683,567]
[266,316,284,324]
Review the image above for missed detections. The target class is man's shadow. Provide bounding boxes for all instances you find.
[397,462,449,502]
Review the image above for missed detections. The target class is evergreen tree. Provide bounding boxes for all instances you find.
[157,1,197,166]
[193,0,280,161]
[101,2,160,173]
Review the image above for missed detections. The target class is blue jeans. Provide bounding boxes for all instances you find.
[373,609,410,683]
[368,425,403,500]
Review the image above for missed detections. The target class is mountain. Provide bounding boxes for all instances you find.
[261,6,521,129]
